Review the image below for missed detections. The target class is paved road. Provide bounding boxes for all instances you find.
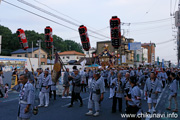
[0,88,162,120]
[151,86,180,120]
[0,72,179,120]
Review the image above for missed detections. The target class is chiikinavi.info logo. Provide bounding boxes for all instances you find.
[121,112,178,119]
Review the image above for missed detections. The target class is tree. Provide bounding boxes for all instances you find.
[0,25,83,55]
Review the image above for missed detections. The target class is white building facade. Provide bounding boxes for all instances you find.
[134,47,148,66]
[83,47,96,58]
[58,51,85,64]
[0,56,38,71]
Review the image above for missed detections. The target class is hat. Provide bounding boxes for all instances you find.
[129,76,137,84]
[45,69,49,72]
[72,66,77,70]
[74,69,79,72]
[94,70,101,75]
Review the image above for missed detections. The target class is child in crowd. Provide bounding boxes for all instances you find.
[4,83,9,98]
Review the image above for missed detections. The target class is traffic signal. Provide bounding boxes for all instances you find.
[110,16,121,49]
[78,25,91,51]
[16,28,29,50]
[45,26,53,49]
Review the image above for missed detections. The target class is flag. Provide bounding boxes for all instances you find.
[52,52,62,83]
[80,59,86,71]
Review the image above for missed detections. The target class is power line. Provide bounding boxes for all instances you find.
[94,18,172,31]
[156,39,175,45]
[17,0,110,39]
[64,26,110,40]
[22,0,173,33]
[144,0,160,16]
[33,0,98,30]
[2,0,106,41]
[130,17,172,25]
[130,28,170,35]
[33,0,84,25]
[130,24,171,32]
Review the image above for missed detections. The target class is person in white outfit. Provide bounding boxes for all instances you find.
[86,70,105,117]
[144,72,160,114]
[38,69,51,107]
[166,72,178,112]
[108,69,117,99]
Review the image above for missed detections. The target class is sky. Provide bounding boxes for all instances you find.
[0,0,178,64]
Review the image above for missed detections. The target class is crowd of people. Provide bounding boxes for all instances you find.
[0,66,179,120]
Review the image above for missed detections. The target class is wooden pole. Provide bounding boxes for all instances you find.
[88,51,92,67]
[26,50,33,70]
[51,45,53,71]
[26,49,36,85]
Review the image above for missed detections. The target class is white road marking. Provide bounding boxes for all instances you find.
[1,98,19,103]
[61,97,89,107]
[145,85,167,120]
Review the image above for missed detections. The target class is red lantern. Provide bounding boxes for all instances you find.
[16,28,28,50]
[110,16,121,49]
[78,25,91,51]
[45,26,53,49]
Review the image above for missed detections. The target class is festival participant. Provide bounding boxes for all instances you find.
[144,72,160,114]
[166,73,178,112]
[38,69,51,107]
[86,70,105,117]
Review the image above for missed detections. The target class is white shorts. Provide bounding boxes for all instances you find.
[147,97,157,104]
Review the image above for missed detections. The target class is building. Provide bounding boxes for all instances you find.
[58,51,85,64]
[11,47,48,65]
[96,36,135,66]
[0,56,38,71]
[83,47,96,58]
[134,47,148,67]
[142,43,156,64]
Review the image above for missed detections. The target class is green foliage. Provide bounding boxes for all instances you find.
[0,25,83,55]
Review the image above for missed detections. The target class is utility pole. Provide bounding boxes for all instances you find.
[175,0,180,67]
[52,45,54,64]
[142,48,143,64]
[150,41,151,66]
[178,0,180,67]
[32,41,33,58]
[51,45,54,71]
[37,39,42,68]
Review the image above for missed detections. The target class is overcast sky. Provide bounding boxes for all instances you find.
[0,0,178,64]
